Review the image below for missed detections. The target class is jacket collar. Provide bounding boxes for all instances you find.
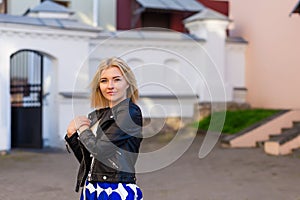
[111,98,130,110]
[89,98,131,126]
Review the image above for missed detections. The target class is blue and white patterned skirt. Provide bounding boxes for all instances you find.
[80,180,143,200]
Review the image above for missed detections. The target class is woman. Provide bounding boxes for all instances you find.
[65,57,143,200]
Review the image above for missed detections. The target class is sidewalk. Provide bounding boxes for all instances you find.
[0,134,300,200]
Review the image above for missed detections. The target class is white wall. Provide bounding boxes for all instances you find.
[138,98,196,118]
[98,0,116,30]
[42,56,58,147]
[69,0,116,29]
[226,43,246,88]
[0,48,11,151]
[185,19,231,102]
[88,31,227,117]
[0,18,246,150]
[0,25,95,150]
[90,36,206,94]
[71,0,94,26]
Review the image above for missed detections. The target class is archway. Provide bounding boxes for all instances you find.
[10,50,44,148]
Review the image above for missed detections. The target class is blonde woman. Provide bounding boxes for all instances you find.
[65,57,143,200]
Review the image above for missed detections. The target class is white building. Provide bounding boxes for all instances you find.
[0,1,247,151]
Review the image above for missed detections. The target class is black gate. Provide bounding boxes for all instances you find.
[10,50,43,148]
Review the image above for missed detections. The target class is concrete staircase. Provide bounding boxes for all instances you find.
[264,121,300,155]
[221,110,300,155]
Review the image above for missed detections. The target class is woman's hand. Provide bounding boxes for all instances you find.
[67,116,91,138]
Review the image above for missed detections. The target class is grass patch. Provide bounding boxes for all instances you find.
[192,109,281,134]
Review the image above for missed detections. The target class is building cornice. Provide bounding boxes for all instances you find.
[0,23,99,40]
[90,38,204,54]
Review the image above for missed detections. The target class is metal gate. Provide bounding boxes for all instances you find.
[10,50,43,148]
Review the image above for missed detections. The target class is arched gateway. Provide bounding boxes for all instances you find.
[10,50,44,148]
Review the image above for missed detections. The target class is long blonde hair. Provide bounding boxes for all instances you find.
[90,57,139,108]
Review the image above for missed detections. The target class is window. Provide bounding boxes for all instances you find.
[0,0,7,13]
[53,0,70,8]
[141,11,171,29]
[41,0,70,8]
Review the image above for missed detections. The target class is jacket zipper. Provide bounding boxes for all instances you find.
[88,155,95,181]
[108,158,119,169]
[79,142,87,188]
[108,150,121,169]
[87,115,101,181]
[65,142,71,153]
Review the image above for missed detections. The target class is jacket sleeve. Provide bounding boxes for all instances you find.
[78,104,143,160]
[65,132,83,163]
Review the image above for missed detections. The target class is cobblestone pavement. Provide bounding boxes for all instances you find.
[1,134,300,200]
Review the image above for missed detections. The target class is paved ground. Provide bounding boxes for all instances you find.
[1,134,300,200]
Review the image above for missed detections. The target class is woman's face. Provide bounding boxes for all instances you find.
[99,66,129,107]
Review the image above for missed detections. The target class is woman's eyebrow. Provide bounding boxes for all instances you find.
[100,75,122,79]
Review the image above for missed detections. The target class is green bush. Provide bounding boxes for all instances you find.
[193,109,280,134]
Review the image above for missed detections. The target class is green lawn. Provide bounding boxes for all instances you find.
[192,109,281,134]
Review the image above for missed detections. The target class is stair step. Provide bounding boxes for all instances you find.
[281,127,291,132]
[269,134,284,140]
[264,131,300,155]
[291,148,300,157]
[269,129,300,144]
[220,110,289,147]
[292,121,300,127]
[280,121,300,133]
[269,128,300,140]
[265,122,300,156]
[256,140,265,148]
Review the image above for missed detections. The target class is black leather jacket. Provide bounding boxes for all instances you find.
[65,98,143,192]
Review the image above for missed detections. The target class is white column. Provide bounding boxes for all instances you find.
[0,54,11,151]
[185,19,231,101]
[93,0,99,26]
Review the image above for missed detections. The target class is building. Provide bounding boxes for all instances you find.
[0,0,247,151]
[0,0,229,31]
[290,0,300,15]
[229,0,300,109]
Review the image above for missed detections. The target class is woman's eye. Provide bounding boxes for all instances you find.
[100,79,107,83]
[114,78,121,81]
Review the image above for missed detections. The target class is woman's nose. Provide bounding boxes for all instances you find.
[108,80,114,88]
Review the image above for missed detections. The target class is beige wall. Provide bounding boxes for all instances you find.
[229,0,300,109]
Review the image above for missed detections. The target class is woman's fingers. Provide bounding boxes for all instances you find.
[74,116,91,129]
[67,116,91,137]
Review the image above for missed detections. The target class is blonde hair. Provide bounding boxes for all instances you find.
[90,57,139,108]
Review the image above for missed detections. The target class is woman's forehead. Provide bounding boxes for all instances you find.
[100,66,123,78]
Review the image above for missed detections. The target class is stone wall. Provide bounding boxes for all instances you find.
[194,101,251,121]
[143,101,251,139]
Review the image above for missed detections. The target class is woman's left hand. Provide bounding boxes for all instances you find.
[67,116,90,137]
